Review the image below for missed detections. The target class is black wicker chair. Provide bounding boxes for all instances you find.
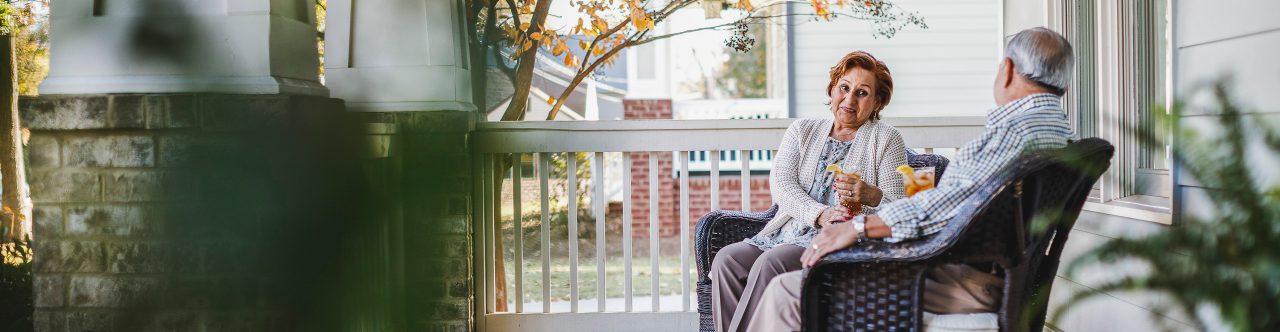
[694,151,951,332]
[800,138,1113,332]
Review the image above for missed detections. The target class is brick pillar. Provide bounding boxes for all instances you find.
[624,99,678,238]
[365,110,475,331]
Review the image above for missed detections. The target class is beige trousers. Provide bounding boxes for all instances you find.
[749,264,1003,332]
[710,242,806,332]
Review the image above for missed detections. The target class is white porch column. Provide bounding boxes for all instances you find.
[323,0,474,112]
[39,0,326,96]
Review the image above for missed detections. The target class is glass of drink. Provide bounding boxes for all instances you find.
[897,165,936,197]
[826,164,863,214]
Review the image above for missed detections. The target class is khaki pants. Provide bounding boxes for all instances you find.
[709,242,805,332]
[749,264,1003,332]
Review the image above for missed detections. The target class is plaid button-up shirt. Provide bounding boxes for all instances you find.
[861,93,1074,242]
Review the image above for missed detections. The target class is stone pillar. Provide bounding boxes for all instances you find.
[322,0,474,112]
[39,0,326,96]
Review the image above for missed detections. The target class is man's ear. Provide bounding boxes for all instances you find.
[1000,58,1016,88]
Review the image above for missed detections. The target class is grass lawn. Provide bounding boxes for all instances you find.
[499,255,694,304]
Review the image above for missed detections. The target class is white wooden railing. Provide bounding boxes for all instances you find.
[470,117,984,331]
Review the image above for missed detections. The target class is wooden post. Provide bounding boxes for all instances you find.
[0,33,31,242]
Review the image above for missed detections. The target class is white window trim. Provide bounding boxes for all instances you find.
[1048,0,1174,224]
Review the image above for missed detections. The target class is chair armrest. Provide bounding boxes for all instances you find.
[694,204,778,282]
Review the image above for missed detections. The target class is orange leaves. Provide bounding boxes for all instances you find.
[563,53,578,67]
[629,7,654,32]
[551,40,569,56]
[737,0,755,12]
[592,18,609,33]
[811,0,832,20]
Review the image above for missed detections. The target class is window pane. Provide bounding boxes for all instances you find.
[1138,0,1170,170]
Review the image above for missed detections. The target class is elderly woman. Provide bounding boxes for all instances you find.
[709,51,908,332]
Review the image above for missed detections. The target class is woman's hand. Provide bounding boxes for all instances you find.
[815,205,852,229]
[833,174,884,207]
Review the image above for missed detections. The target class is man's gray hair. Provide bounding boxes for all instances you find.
[1005,27,1074,94]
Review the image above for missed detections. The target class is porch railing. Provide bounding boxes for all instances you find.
[470,117,984,331]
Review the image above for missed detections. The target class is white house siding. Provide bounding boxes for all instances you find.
[1173,0,1280,199]
[789,0,1001,119]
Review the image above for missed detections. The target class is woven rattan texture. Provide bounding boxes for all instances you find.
[807,262,927,331]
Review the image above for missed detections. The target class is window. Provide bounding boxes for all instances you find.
[1048,0,1171,216]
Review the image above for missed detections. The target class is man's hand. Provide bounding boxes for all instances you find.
[815,205,852,228]
[801,221,861,268]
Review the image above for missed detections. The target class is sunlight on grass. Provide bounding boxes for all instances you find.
[504,255,691,304]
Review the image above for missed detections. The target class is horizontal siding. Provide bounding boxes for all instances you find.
[1176,29,1280,115]
[1175,0,1280,48]
[790,0,1000,119]
[1174,0,1280,231]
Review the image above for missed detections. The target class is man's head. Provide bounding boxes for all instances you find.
[993,27,1074,106]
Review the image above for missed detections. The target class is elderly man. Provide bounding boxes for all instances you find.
[745,27,1076,331]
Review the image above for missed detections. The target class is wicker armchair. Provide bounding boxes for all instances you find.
[694,151,951,332]
[801,138,1113,332]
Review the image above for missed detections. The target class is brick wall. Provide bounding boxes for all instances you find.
[624,100,675,237]
[686,175,774,221]
[22,94,474,331]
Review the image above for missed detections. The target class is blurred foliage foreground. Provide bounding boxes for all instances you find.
[1,236,32,331]
[1055,80,1280,331]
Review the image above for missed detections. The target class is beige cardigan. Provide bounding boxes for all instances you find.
[758,118,908,238]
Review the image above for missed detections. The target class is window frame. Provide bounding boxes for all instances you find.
[1048,0,1174,224]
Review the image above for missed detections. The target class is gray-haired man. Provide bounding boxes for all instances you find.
[746,27,1076,331]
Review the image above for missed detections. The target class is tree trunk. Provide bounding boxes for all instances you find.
[499,0,553,121]
[0,34,31,242]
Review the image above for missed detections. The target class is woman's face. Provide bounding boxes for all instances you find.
[829,67,880,127]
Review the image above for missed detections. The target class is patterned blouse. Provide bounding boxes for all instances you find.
[747,138,852,250]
